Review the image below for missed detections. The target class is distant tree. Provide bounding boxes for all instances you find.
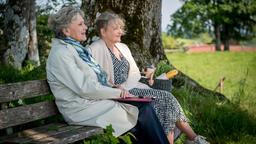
[2,0,39,69]
[168,0,256,51]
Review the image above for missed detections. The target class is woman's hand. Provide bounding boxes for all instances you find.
[120,89,130,98]
[112,84,133,98]
[142,67,155,79]
[148,78,154,86]
[141,68,155,86]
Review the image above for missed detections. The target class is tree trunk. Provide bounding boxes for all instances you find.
[222,25,230,51]
[3,0,39,69]
[27,0,40,66]
[81,0,166,67]
[223,39,229,51]
[214,23,221,51]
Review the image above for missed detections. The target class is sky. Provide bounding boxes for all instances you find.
[161,0,183,32]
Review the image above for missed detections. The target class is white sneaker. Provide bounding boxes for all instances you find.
[185,135,210,144]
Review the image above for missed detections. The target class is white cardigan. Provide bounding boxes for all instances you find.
[89,39,150,90]
[46,38,139,136]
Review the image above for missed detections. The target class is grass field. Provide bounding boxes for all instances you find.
[166,51,256,143]
[166,52,256,116]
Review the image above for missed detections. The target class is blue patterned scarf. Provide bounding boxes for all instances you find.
[63,37,110,87]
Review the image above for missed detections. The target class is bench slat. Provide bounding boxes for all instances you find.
[33,126,103,144]
[0,101,59,129]
[0,123,66,143]
[0,123,81,143]
[0,123,103,144]
[0,80,50,103]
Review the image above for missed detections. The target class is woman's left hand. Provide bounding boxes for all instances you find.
[148,78,154,86]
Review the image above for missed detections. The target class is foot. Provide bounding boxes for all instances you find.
[186,135,210,144]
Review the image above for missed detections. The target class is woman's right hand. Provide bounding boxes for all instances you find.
[142,67,155,79]
[112,84,134,98]
[120,89,130,98]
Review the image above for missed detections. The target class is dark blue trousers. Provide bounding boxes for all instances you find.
[124,102,169,144]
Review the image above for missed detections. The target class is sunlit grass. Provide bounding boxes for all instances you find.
[0,63,46,84]
[167,52,256,116]
[166,51,256,143]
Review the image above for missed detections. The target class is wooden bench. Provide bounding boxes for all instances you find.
[0,80,103,144]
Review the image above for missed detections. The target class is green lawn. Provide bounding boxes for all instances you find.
[167,52,256,116]
[165,52,256,143]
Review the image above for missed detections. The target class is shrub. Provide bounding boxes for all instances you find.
[83,125,134,144]
[197,33,213,44]
[0,63,46,84]
[154,60,174,77]
[162,33,177,49]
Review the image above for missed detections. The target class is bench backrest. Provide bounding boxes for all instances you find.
[0,80,59,130]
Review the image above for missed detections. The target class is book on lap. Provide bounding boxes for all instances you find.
[112,96,153,103]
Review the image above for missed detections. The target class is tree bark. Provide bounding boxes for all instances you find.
[3,0,39,69]
[81,0,166,67]
[27,0,40,66]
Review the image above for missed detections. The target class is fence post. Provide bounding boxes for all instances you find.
[214,77,226,93]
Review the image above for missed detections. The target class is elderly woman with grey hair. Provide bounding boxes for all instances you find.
[89,11,210,144]
[46,6,170,144]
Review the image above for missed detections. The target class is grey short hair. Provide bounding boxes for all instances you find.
[48,6,84,38]
[95,11,125,37]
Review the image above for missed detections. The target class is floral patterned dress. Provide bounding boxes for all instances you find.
[109,49,188,134]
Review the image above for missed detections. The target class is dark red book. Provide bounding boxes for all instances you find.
[112,96,153,103]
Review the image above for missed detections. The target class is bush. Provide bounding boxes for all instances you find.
[83,125,134,144]
[154,60,174,77]
[162,33,178,49]
[196,33,213,44]
[37,15,54,63]
[0,63,46,84]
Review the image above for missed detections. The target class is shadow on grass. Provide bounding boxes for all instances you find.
[173,87,256,144]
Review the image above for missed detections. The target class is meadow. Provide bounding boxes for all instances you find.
[167,52,256,115]
[166,52,256,143]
